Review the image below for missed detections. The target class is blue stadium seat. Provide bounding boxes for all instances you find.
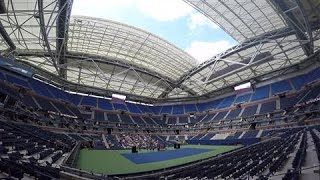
[271,80,292,95]
[131,116,145,124]
[106,113,120,122]
[126,103,142,113]
[308,68,320,83]
[291,75,307,90]
[251,85,270,101]
[280,96,298,109]
[212,111,228,121]
[178,116,189,123]
[68,93,82,106]
[136,104,153,114]
[97,98,114,110]
[218,95,236,109]
[21,95,38,109]
[80,96,97,107]
[150,106,162,114]
[51,101,73,115]
[241,105,258,117]
[259,101,276,114]
[142,117,157,124]
[172,105,184,114]
[207,99,224,110]
[33,97,57,112]
[167,117,177,124]
[189,115,205,123]
[226,108,242,119]
[160,105,173,114]
[113,103,128,111]
[94,111,105,121]
[46,85,69,101]
[234,93,252,103]
[201,133,216,140]
[241,130,258,138]
[29,79,54,98]
[118,114,133,123]
[299,87,320,103]
[226,132,242,139]
[201,113,216,122]
[196,102,209,112]
[291,68,320,90]
[0,71,6,81]
[184,104,198,113]
[6,74,30,88]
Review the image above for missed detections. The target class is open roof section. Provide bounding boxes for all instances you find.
[167,0,320,99]
[67,16,198,81]
[185,0,287,42]
[0,0,198,100]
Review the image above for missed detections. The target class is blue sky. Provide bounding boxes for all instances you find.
[71,0,237,63]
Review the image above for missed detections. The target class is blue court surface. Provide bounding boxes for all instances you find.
[122,148,213,164]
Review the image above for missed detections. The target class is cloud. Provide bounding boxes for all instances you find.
[72,0,193,22]
[185,41,234,63]
[188,12,219,30]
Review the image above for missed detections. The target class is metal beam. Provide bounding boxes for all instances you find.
[15,50,176,86]
[271,0,313,56]
[176,27,295,88]
[37,0,59,74]
[0,21,15,51]
[56,0,73,78]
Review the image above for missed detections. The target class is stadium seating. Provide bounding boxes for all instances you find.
[6,74,30,89]
[225,108,242,119]
[167,117,177,124]
[201,113,216,122]
[119,114,134,123]
[126,103,142,113]
[80,96,97,107]
[218,95,236,109]
[178,116,189,124]
[131,115,145,124]
[212,111,228,121]
[172,105,184,114]
[106,113,120,123]
[251,86,270,101]
[113,103,128,111]
[234,93,252,103]
[94,111,105,121]
[29,79,54,98]
[184,104,198,113]
[271,80,292,95]
[97,98,114,110]
[160,105,173,114]
[259,101,276,114]
[241,105,258,117]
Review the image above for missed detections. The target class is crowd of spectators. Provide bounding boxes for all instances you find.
[118,133,161,150]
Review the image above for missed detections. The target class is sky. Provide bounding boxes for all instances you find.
[71,0,237,63]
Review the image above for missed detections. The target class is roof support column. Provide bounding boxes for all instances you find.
[57,0,73,78]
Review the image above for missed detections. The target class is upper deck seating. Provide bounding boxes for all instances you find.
[80,96,97,107]
[113,103,128,111]
[251,86,270,101]
[241,105,258,117]
[172,105,185,114]
[184,104,198,113]
[271,80,292,95]
[97,98,114,110]
[260,101,276,114]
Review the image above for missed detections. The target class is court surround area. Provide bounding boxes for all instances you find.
[76,145,239,175]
